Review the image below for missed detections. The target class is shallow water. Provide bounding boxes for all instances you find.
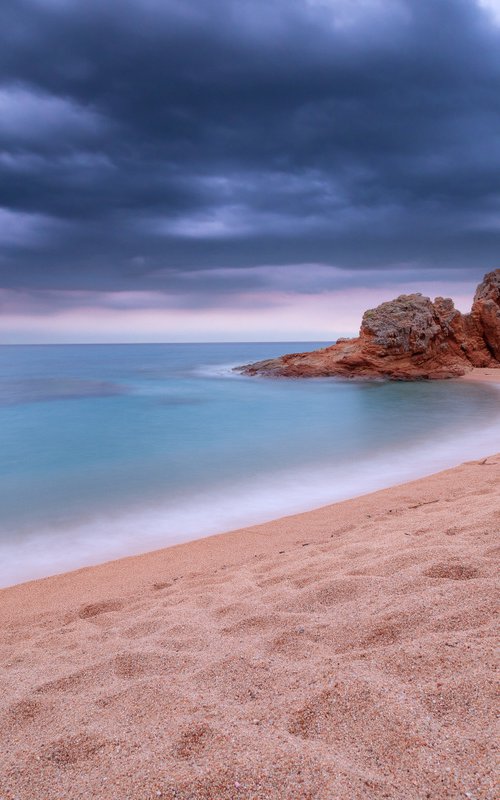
[0,343,499,587]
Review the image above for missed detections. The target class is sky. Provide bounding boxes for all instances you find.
[0,0,499,343]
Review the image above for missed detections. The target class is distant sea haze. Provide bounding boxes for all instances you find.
[0,343,499,588]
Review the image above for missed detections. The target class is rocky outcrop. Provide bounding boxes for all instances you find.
[471,269,500,361]
[237,269,500,381]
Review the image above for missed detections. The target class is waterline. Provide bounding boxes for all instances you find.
[1,385,499,587]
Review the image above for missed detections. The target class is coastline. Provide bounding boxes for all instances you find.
[1,442,499,797]
[2,367,500,590]
[1,442,498,613]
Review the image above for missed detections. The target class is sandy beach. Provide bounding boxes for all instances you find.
[2,0,499,790]
[1,414,499,799]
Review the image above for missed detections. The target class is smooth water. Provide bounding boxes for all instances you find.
[0,343,499,587]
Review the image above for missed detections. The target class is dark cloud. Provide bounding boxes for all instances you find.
[0,0,499,301]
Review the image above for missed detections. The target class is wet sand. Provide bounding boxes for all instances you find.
[1,445,499,799]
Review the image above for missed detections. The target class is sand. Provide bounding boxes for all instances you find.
[458,367,500,384]
[1,442,499,799]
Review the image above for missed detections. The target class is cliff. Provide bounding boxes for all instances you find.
[237,269,500,380]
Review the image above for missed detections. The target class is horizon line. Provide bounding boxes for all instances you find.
[0,339,339,347]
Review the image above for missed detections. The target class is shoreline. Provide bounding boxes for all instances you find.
[1,452,498,798]
[1,444,498,611]
[1,367,499,591]
[456,366,500,383]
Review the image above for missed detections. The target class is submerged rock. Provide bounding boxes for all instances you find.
[237,269,500,381]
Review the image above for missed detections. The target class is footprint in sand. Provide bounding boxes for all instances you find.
[423,563,480,580]
[78,599,124,620]
[173,723,214,759]
[112,651,176,679]
[40,732,110,766]
[6,697,43,725]
[122,619,162,639]
[35,665,100,695]
[221,613,282,636]
[284,577,364,612]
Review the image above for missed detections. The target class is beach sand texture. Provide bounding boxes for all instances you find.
[0,453,498,799]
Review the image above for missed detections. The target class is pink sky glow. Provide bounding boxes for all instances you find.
[0,278,477,344]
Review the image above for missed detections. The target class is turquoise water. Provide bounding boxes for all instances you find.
[0,343,499,587]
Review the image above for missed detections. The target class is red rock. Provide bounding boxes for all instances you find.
[471,269,500,361]
[238,269,500,380]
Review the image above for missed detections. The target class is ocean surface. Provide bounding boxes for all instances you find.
[1,342,499,588]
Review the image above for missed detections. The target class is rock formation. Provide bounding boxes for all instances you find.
[237,269,500,381]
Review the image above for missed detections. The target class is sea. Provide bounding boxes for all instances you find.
[1,342,499,588]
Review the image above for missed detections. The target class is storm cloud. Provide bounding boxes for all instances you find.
[0,0,499,314]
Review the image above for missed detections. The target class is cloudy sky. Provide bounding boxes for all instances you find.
[1,0,499,342]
